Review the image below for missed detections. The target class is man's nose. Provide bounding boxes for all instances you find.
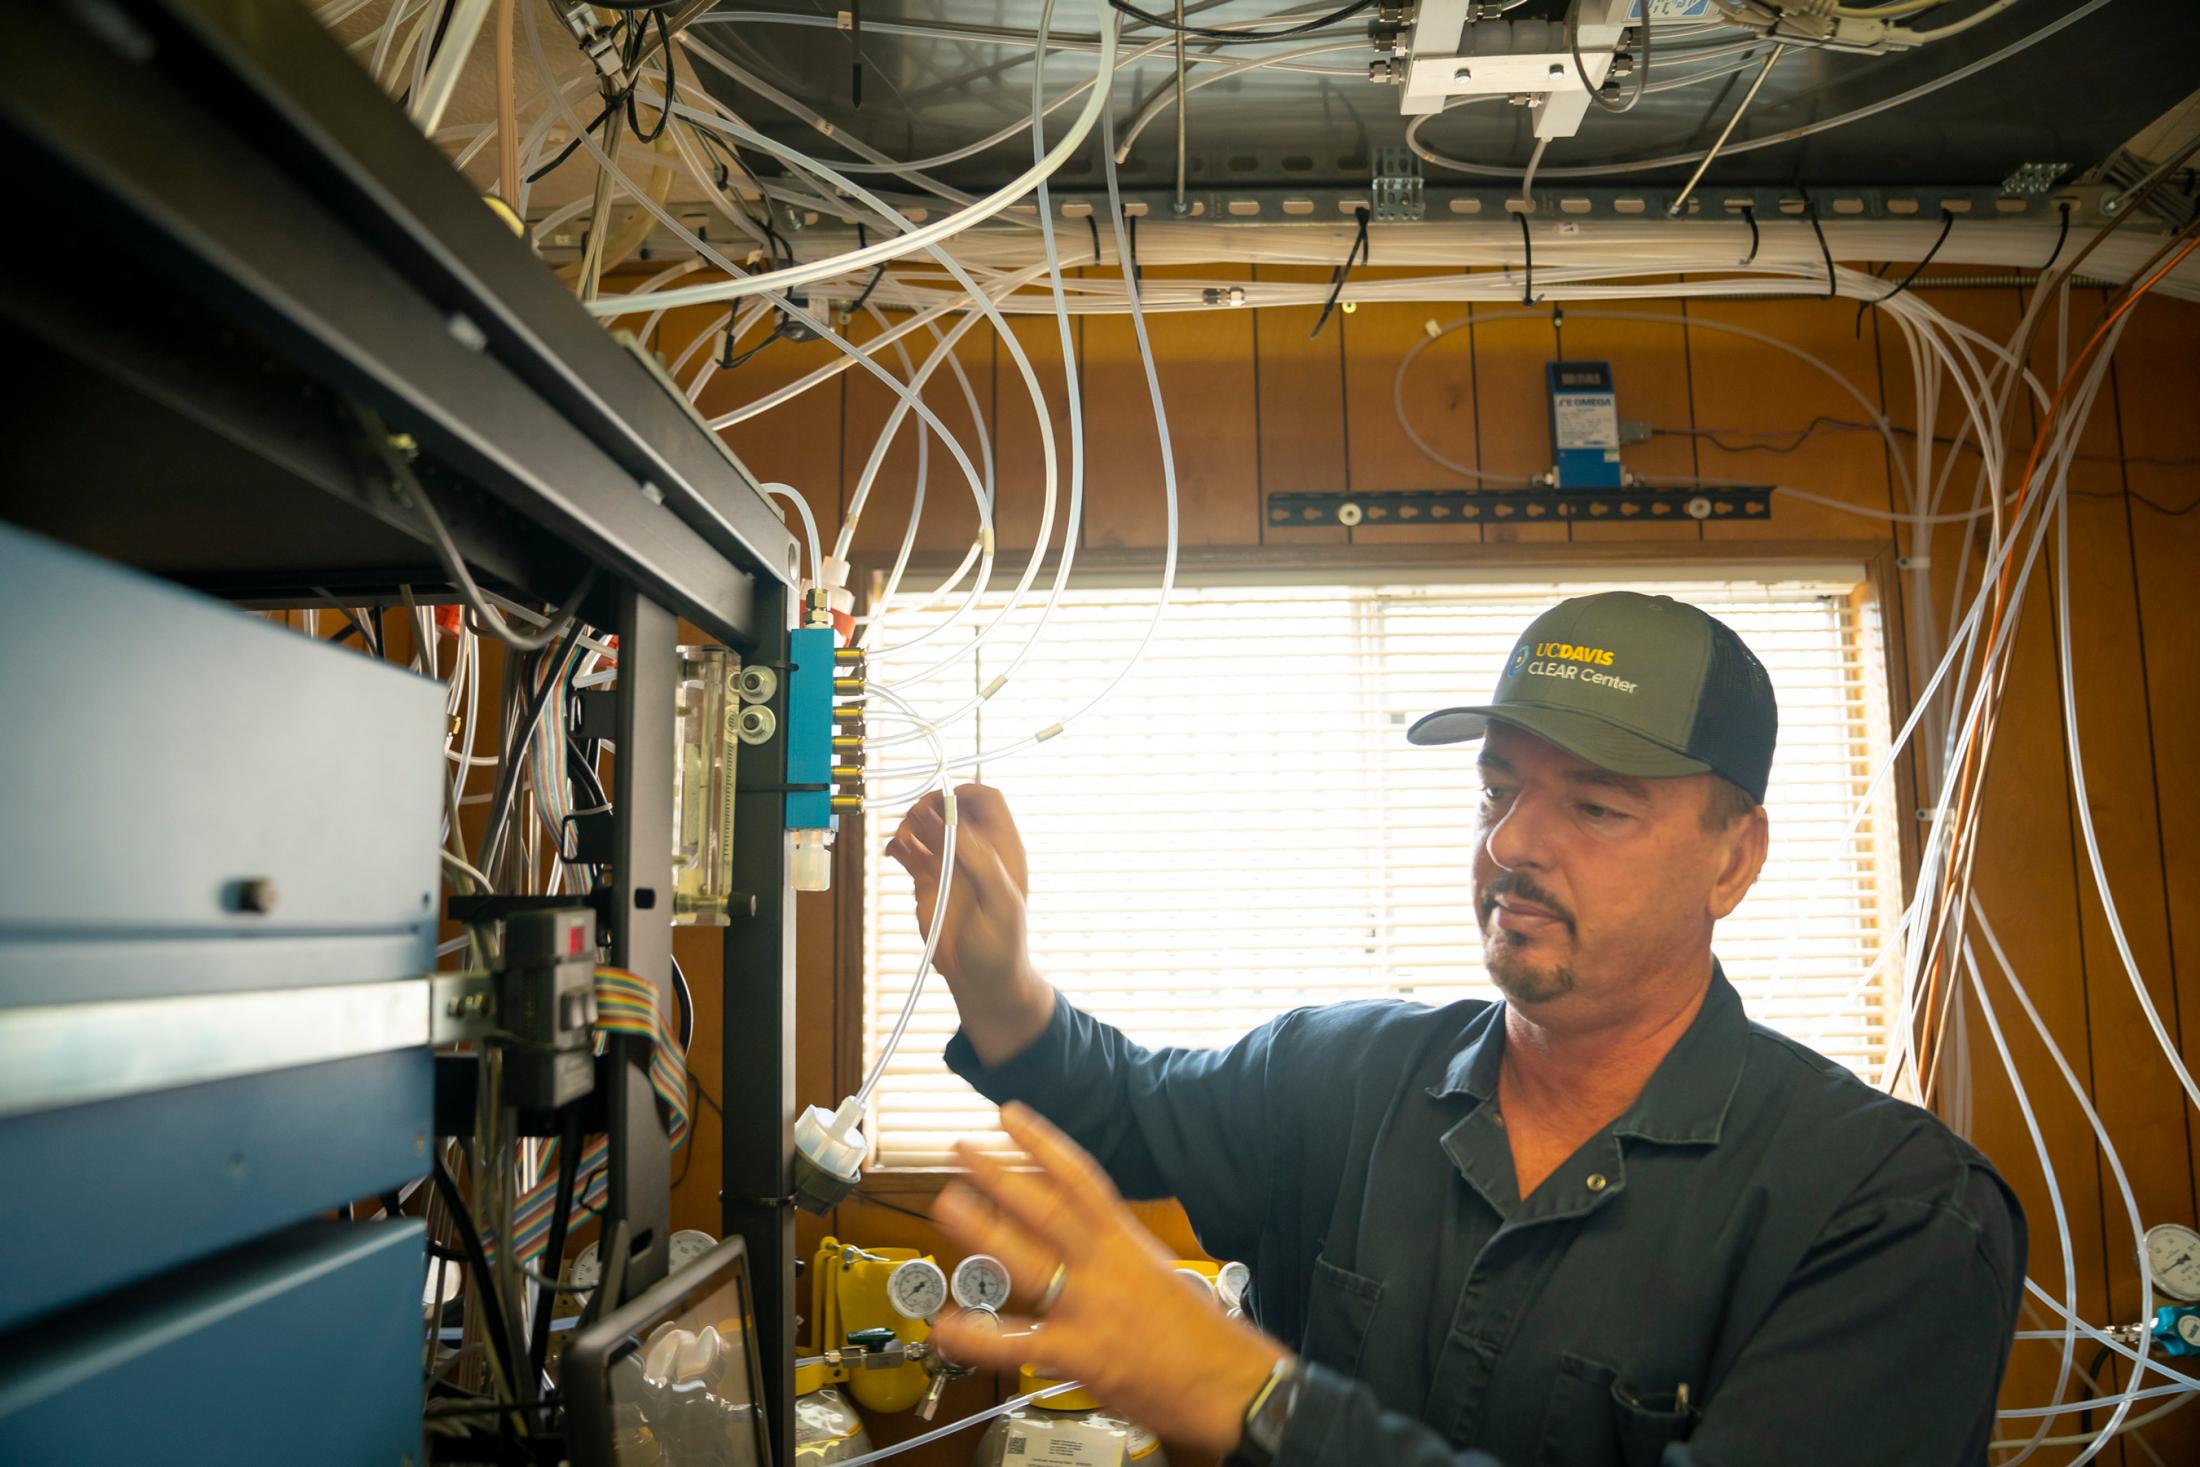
[1482,790,1555,873]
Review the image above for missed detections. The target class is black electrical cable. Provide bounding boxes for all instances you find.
[479,618,590,881]
[529,102,616,184]
[1311,206,1370,339]
[428,1153,529,1430]
[671,954,695,1053]
[626,11,677,144]
[1740,204,1761,266]
[1108,0,1375,43]
[528,1110,584,1381]
[693,127,795,268]
[2041,200,2073,275]
[2076,1342,2116,1435]
[1856,206,1956,335]
[845,224,889,318]
[1806,202,1837,298]
[1517,209,1536,306]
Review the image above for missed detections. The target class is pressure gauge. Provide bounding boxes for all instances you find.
[952,1255,1013,1313]
[1216,1261,1252,1311]
[668,1229,718,1273]
[570,1230,716,1308]
[887,1258,950,1321]
[2143,1224,2200,1302]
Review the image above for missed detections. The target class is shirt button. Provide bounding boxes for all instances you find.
[1586,1173,1609,1192]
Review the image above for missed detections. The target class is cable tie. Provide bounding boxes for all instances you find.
[2040,200,2073,276]
[1740,203,1761,267]
[1855,206,1955,336]
[981,675,1008,699]
[979,527,997,555]
[1035,724,1064,743]
[1311,206,1371,340]
[1423,318,1441,339]
[1517,210,1536,306]
[1803,196,1836,299]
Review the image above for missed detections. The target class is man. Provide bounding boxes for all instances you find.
[886,592,2025,1467]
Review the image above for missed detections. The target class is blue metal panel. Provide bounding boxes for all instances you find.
[785,626,836,832]
[0,522,440,968]
[0,1050,430,1333]
[0,1220,423,1466]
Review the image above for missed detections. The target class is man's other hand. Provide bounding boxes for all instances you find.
[929,1103,1292,1456]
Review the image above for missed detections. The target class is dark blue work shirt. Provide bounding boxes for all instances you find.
[946,966,2025,1467]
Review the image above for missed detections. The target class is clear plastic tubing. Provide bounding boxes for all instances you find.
[827,1383,1087,1467]
[583,3,1121,311]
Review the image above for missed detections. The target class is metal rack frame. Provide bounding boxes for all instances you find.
[1,0,803,1456]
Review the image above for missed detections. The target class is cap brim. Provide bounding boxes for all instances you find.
[1407,704,1713,779]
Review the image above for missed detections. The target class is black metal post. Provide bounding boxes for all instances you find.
[726,581,795,1462]
[608,587,676,1300]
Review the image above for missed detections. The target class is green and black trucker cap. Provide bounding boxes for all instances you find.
[1407,592,1779,803]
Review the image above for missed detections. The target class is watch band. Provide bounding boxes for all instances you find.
[1234,1357,1303,1467]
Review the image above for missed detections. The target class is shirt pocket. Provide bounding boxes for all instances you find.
[1536,1353,1695,1467]
[1302,1253,1384,1379]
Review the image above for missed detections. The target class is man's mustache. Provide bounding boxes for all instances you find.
[1479,872,1577,936]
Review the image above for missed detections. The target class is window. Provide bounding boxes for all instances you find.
[860,567,1903,1167]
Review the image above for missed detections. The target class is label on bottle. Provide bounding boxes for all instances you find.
[1004,1419,1127,1467]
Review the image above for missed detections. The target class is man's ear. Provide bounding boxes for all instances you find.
[1708,805,1769,922]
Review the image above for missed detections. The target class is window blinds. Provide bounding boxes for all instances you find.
[861,570,1903,1167]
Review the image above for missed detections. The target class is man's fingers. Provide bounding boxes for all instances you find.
[946,824,1018,915]
[929,1308,1048,1376]
[932,1183,1060,1302]
[951,1142,1096,1263]
[953,784,1030,894]
[1000,1102,1124,1217]
[884,830,934,874]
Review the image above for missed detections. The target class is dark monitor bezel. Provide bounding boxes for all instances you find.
[563,1235,773,1467]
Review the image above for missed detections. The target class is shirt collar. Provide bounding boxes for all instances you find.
[1426,961,1748,1148]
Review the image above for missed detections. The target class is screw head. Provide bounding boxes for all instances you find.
[235,878,278,914]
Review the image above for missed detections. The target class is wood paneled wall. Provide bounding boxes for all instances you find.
[653,271,2200,1466]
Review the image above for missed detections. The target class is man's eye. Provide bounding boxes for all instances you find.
[1481,786,1511,803]
[1578,803,1622,820]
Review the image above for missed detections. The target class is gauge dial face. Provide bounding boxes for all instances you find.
[952,1255,1013,1312]
[571,1241,602,1290]
[2144,1224,2200,1301]
[887,1259,949,1320]
[2180,1315,2200,1347]
[1216,1261,1251,1310]
[669,1230,717,1273]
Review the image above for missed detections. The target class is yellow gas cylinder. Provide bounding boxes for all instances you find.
[974,1369,1165,1467]
[805,1237,937,1415]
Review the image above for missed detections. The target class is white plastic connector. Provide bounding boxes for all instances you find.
[793,828,834,892]
[792,1095,866,1212]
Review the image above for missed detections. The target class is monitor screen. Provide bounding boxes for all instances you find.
[568,1236,771,1467]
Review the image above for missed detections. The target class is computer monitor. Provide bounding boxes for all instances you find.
[564,1235,772,1467]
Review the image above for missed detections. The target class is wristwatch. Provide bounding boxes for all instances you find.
[1233,1357,1304,1467]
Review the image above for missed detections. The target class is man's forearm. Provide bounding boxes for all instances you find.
[948,963,1058,1067]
